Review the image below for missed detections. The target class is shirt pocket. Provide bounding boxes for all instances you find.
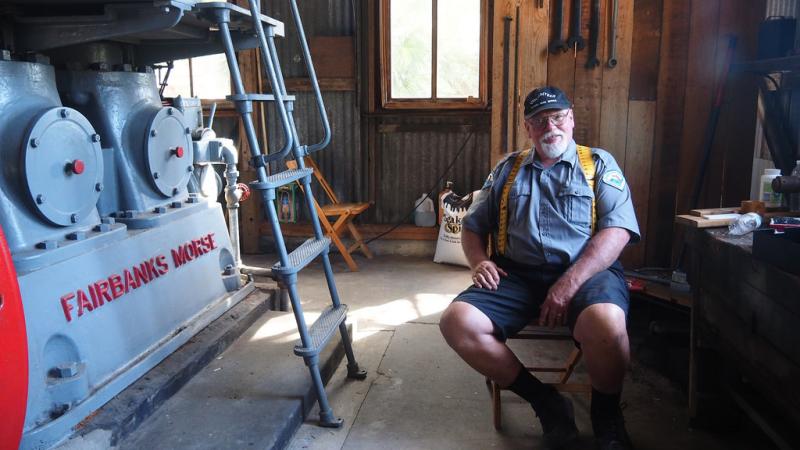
[557,184,594,230]
[508,185,530,222]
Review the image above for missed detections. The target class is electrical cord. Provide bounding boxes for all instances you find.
[365,131,476,244]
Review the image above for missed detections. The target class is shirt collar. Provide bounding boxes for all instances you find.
[525,139,578,168]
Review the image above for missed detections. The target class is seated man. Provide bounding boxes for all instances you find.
[440,86,640,450]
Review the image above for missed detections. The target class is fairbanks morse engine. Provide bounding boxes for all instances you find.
[0,1,280,448]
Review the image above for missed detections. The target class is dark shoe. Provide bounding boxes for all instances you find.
[592,405,633,450]
[538,392,579,449]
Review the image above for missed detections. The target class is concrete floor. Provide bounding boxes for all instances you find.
[87,249,771,450]
[232,252,769,450]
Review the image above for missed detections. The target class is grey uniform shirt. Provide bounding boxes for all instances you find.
[462,140,640,267]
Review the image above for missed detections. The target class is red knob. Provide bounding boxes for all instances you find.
[71,160,85,175]
[237,183,251,202]
[173,146,184,158]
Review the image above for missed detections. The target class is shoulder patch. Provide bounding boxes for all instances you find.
[481,171,494,190]
[601,170,626,191]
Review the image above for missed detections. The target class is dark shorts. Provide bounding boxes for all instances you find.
[453,256,629,341]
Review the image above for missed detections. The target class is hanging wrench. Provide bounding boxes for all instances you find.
[566,0,586,52]
[549,0,569,54]
[585,0,600,68]
[607,0,619,68]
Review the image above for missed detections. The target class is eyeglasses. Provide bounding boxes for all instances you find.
[529,111,570,130]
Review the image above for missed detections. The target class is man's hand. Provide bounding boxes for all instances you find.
[471,260,508,290]
[539,275,580,327]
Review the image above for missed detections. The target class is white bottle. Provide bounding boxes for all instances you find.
[790,160,800,212]
[414,194,436,227]
[759,168,782,208]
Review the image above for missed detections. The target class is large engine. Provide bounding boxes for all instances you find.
[0,2,266,448]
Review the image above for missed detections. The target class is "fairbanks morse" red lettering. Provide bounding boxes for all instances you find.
[59,232,217,323]
[171,233,217,268]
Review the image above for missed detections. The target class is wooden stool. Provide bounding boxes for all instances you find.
[486,324,591,430]
[286,157,373,271]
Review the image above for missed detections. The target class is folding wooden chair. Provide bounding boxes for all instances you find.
[286,157,373,271]
[486,323,591,430]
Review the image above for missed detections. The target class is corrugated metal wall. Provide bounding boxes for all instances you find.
[265,91,365,203]
[374,119,490,223]
[766,0,798,17]
[262,0,364,215]
[262,0,356,77]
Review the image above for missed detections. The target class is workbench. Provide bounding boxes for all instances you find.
[683,227,800,449]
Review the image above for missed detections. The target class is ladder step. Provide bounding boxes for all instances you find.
[294,304,348,357]
[227,93,296,103]
[250,168,312,191]
[272,236,331,276]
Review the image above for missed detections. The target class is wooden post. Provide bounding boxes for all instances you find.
[490,0,516,167]
[514,0,550,152]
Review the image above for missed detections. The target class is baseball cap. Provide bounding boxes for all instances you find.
[523,86,572,119]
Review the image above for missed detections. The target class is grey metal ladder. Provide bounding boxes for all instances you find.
[202,0,366,427]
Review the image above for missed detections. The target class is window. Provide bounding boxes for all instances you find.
[380,0,487,109]
[157,54,232,100]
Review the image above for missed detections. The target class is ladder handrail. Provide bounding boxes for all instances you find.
[247,0,294,163]
[289,0,331,154]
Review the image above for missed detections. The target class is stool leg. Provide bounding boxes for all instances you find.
[491,380,502,430]
[559,348,582,384]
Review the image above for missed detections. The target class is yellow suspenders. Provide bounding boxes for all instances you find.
[496,145,596,256]
[576,145,597,235]
[496,149,530,255]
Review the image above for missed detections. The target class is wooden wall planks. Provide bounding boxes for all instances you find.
[599,0,634,165]
[675,0,721,217]
[514,0,550,153]
[235,48,264,254]
[546,0,577,131]
[629,0,662,101]
[716,0,765,208]
[620,100,655,267]
[490,0,518,166]
[646,0,690,267]
[572,0,606,147]
[489,0,765,268]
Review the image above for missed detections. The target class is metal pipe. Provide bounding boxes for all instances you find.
[289,0,331,153]
[247,0,294,160]
[207,102,217,130]
[220,142,241,268]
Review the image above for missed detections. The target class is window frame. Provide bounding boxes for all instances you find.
[157,56,233,103]
[378,0,489,110]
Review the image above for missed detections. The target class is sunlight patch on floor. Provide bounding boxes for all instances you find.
[247,292,457,344]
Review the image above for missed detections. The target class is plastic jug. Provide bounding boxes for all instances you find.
[414,194,436,227]
[760,168,782,208]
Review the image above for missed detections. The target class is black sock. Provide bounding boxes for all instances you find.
[591,388,622,417]
[508,367,556,412]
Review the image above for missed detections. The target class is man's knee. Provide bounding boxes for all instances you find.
[573,303,628,347]
[439,301,493,349]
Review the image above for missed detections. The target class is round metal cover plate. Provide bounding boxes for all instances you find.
[22,107,103,226]
[145,107,193,197]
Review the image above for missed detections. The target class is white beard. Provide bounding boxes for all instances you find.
[537,132,568,159]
